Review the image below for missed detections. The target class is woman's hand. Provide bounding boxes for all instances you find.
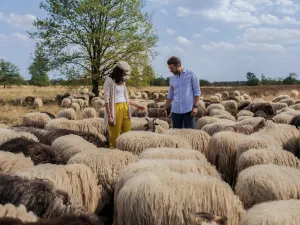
[108,116,114,126]
[136,105,146,111]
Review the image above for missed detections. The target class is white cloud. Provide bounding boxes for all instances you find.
[203,27,219,33]
[0,34,8,42]
[193,33,203,38]
[0,11,36,29]
[174,46,184,54]
[276,0,300,14]
[176,7,191,17]
[202,41,286,53]
[160,9,168,15]
[200,0,300,28]
[242,27,300,44]
[12,32,30,41]
[166,28,176,35]
[176,36,193,46]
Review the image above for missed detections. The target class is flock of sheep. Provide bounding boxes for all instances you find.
[2,88,300,224]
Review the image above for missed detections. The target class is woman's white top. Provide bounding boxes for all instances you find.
[115,84,126,103]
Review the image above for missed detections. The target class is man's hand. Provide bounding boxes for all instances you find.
[191,107,198,117]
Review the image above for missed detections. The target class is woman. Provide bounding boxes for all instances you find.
[103,61,146,148]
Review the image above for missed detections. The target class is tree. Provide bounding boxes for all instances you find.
[28,43,51,87]
[283,72,298,85]
[0,59,23,88]
[29,0,158,96]
[246,72,260,86]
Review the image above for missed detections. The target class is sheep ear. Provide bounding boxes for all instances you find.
[154,123,159,126]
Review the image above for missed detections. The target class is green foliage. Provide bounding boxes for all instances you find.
[126,64,155,87]
[29,0,158,96]
[200,79,211,86]
[28,43,51,87]
[246,72,260,86]
[283,72,298,85]
[0,59,24,87]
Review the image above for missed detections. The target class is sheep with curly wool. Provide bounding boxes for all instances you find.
[279,98,295,106]
[207,104,225,114]
[67,149,137,211]
[271,102,288,111]
[115,171,245,225]
[209,95,220,103]
[236,110,253,118]
[82,118,107,136]
[238,199,300,225]
[196,117,220,129]
[237,148,300,173]
[0,203,37,223]
[72,98,84,108]
[0,151,34,174]
[237,100,251,111]
[0,173,95,220]
[93,100,105,111]
[0,129,38,145]
[50,134,98,164]
[0,137,61,165]
[15,163,100,213]
[57,108,77,120]
[272,114,293,124]
[61,98,72,108]
[213,114,236,121]
[221,91,229,100]
[23,113,51,128]
[272,94,290,102]
[33,98,43,109]
[235,164,300,209]
[207,131,245,187]
[81,108,97,119]
[221,100,238,115]
[164,129,211,157]
[244,101,275,116]
[209,109,231,117]
[70,103,80,112]
[114,158,222,207]
[139,147,208,161]
[116,131,192,155]
[201,120,235,136]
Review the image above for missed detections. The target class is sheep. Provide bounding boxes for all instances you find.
[55,93,70,105]
[196,117,220,129]
[93,100,105,110]
[221,100,238,115]
[0,129,38,145]
[291,90,299,98]
[0,173,95,219]
[209,109,231,117]
[237,148,300,173]
[272,114,293,124]
[139,147,208,161]
[61,98,72,108]
[235,164,300,209]
[195,212,228,225]
[141,92,148,99]
[68,149,137,211]
[147,102,159,109]
[289,114,300,128]
[221,91,229,100]
[207,104,225,114]
[201,120,235,136]
[237,100,251,111]
[9,126,107,148]
[215,93,222,101]
[0,214,104,225]
[50,134,100,164]
[164,129,211,157]
[0,124,8,128]
[72,99,84,108]
[57,108,77,120]
[237,110,253,118]
[0,137,61,165]
[33,98,43,109]
[272,94,290,102]
[271,102,288,111]
[130,117,169,132]
[207,131,245,187]
[115,171,245,225]
[210,95,220,103]
[24,96,35,105]
[148,108,167,118]
[81,108,97,119]
[116,131,192,155]
[70,102,80,112]
[15,96,23,105]
[23,113,51,128]
[213,114,236,122]
[45,118,107,137]
[0,151,34,174]
[0,203,37,223]
[131,109,148,117]
[40,111,55,119]
[16,163,101,213]
[244,101,275,116]
[279,98,295,106]
[238,199,300,225]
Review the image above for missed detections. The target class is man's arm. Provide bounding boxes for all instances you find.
[163,80,173,110]
[191,72,201,107]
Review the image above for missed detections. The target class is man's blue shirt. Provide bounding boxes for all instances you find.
[167,69,201,114]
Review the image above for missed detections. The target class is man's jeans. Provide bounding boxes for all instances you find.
[171,111,196,129]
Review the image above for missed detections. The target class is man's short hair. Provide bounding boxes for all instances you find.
[167,56,181,66]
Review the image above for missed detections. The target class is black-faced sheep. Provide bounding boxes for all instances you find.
[244,102,275,116]
[0,137,61,165]
[0,174,95,220]
[24,96,35,105]
[289,114,300,128]
[55,93,70,105]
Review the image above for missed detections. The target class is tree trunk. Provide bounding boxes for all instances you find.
[92,78,99,97]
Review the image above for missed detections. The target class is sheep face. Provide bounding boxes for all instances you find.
[195,212,228,225]
[143,118,159,132]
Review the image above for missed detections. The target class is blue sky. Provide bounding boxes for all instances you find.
[0,0,300,82]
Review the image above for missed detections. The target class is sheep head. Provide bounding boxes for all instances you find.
[144,118,159,132]
[195,212,228,225]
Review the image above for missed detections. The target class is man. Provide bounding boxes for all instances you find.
[161,56,200,129]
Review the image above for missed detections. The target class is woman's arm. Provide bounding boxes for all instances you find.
[103,78,112,117]
[128,99,145,111]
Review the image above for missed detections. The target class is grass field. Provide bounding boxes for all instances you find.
[1,84,300,126]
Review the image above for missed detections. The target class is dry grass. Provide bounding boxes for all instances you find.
[1,84,300,126]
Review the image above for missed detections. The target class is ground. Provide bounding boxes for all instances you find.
[1,84,300,126]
